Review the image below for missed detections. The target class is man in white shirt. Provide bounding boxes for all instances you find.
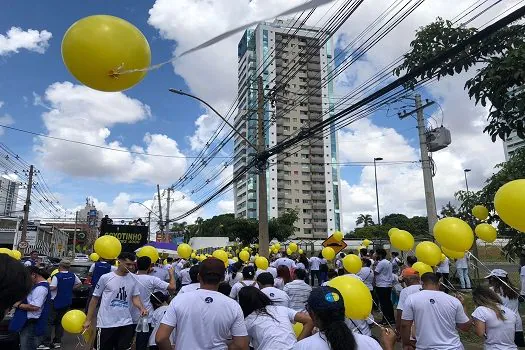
[374,248,395,325]
[284,269,312,311]
[455,253,471,290]
[395,268,421,337]
[155,257,249,350]
[357,258,374,291]
[178,265,200,294]
[391,252,401,275]
[271,252,296,270]
[436,256,450,292]
[83,252,148,350]
[257,272,290,307]
[401,272,471,350]
[308,255,321,286]
[520,265,525,297]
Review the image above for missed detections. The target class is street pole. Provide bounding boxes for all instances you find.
[19,165,34,253]
[464,169,471,192]
[73,211,78,260]
[166,187,171,234]
[257,76,269,259]
[157,185,165,240]
[373,157,383,225]
[148,211,151,241]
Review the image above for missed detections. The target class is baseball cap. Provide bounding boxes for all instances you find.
[401,268,419,277]
[484,269,508,279]
[307,286,344,312]
[199,257,226,279]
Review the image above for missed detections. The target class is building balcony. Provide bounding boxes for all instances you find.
[311,174,325,182]
[311,183,325,191]
[311,193,326,200]
[312,202,326,210]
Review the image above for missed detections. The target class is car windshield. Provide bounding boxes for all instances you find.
[70,265,91,278]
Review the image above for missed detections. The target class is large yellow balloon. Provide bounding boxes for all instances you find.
[390,230,414,251]
[94,235,122,259]
[475,223,497,243]
[212,249,228,263]
[441,246,466,259]
[289,243,298,253]
[412,262,433,275]
[388,228,399,237]
[362,239,371,247]
[333,231,344,241]
[62,310,87,334]
[137,246,159,264]
[11,250,21,260]
[495,180,525,232]
[239,250,250,262]
[0,248,14,258]
[177,243,192,259]
[62,15,151,92]
[342,254,362,274]
[322,247,336,260]
[328,275,372,319]
[472,205,489,221]
[255,256,269,270]
[89,253,99,262]
[433,217,474,252]
[415,241,441,266]
[293,322,303,338]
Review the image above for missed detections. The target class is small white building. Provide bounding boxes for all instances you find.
[503,131,525,160]
[0,176,19,217]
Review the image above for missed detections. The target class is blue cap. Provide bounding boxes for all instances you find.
[307,286,344,312]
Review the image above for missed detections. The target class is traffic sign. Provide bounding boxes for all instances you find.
[57,243,63,251]
[322,234,347,255]
[18,241,29,249]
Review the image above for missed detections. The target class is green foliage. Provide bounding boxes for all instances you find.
[395,17,525,141]
[355,214,374,227]
[349,213,430,239]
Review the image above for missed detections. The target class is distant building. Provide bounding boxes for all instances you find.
[503,131,525,160]
[0,177,19,217]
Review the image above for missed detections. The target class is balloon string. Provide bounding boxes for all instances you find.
[467,252,522,296]
[110,0,335,76]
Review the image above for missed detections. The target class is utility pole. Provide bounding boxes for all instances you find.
[19,165,34,253]
[147,211,151,240]
[157,185,165,240]
[257,76,269,258]
[166,187,171,233]
[73,211,78,260]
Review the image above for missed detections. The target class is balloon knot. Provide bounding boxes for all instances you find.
[108,63,125,79]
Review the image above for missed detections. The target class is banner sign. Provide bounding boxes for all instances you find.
[100,224,148,253]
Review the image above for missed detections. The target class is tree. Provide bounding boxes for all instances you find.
[355,214,374,227]
[440,202,458,218]
[395,18,525,141]
[381,213,412,232]
[269,209,299,242]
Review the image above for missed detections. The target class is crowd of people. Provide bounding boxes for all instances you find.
[1,246,525,350]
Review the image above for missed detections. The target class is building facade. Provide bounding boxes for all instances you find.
[233,20,341,239]
[503,131,525,160]
[0,176,19,217]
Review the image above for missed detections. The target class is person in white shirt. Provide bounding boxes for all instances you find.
[179,264,192,287]
[436,255,450,292]
[83,252,148,350]
[148,292,175,350]
[373,248,395,325]
[271,252,296,271]
[230,266,259,300]
[274,265,292,290]
[178,265,201,294]
[455,253,471,289]
[401,272,471,350]
[357,258,374,291]
[293,286,390,350]
[149,264,169,282]
[345,314,375,337]
[308,255,321,286]
[472,286,521,350]
[155,257,249,350]
[520,265,525,298]
[390,252,401,275]
[395,268,421,337]
[335,253,345,273]
[239,286,313,350]
[284,269,312,311]
[257,272,290,307]
[226,262,244,287]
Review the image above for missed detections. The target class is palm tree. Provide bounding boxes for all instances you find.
[355,214,375,227]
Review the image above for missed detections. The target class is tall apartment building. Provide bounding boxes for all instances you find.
[503,130,525,160]
[0,176,19,217]
[233,20,341,239]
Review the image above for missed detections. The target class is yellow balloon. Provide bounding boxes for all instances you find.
[177,243,192,259]
[191,252,197,259]
[433,217,474,252]
[62,15,150,92]
[495,180,525,232]
[388,228,399,237]
[232,257,239,263]
[51,269,59,277]
[272,248,279,254]
[289,243,298,253]
[441,246,466,259]
[163,259,168,265]
[390,230,414,251]
[137,246,159,264]
[12,250,21,260]
[255,256,269,270]
[239,250,250,262]
[0,248,13,258]
[475,223,497,243]
[293,322,303,338]
[212,249,228,263]
[286,248,293,256]
[328,275,372,319]
[274,243,281,250]
[298,249,304,255]
[333,231,344,242]
[342,254,362,274]
[472,205,489,221]
[61,310,87,334]
[362,239,371,247]
[412,262,433,275]
[89,253,99,262]
[94,235,122,259]
[322,247,336,260]
[440,253,446,263]
[415,241,441,266]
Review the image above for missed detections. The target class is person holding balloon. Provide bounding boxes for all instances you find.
[86,257,117,312]
[373,248,396,326]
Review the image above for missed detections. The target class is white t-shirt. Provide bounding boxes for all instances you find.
[455,255,468,269]
[227,272,243,287]
[293,332,381,350]
[27,285,49,319]
[149,267,169,281]
[130,274,169,323]
[180,268,192,285]
[284,280,312,311]
[402,290,469,350]
[272,257,296,270]
[179,282,200,294]
[230,280,259,300]
[149,305,176,346]
[374,259,393,287]
[520,266,525,295]
[161,289,247,350]
[357,267,374,291]
[437,257,450,274]
[472,305,519,350]
[245,305,297,350]
[274,277,285,290]
[172,260,186,274]
[345,315,374,336]
[308,257,321,271]
[50,272,81,299]
[92,272,140,328]
[266,266,278,278]
[296,262,306,271]
[397,284,422,311]
[261,286,290,307]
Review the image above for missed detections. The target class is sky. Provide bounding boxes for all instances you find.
[0,0,515,232]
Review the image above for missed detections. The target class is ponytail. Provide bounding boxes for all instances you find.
[316,309,356,350]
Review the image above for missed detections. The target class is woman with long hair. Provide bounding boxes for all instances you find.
[292,286,389,350]
[275,265,292,290]
[238,286,313,350]
[472,286,521,350]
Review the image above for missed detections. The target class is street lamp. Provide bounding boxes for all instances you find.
[373,157,383,225]
[464,169,471,192]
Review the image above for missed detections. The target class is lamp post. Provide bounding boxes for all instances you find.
[373,157,383,225]
[464,168,471,192]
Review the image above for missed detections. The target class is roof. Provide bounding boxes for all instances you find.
[188,237,230,250]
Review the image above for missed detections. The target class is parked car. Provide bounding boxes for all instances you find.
[74,254,89,262]
[70,261,93,308]
[0,310,18,349]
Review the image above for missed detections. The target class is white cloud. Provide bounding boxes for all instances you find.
[188,114,222,151]
[0,27,52,56]
[0,101,14,135]
[35,82,187,185]
[217,200,234,213]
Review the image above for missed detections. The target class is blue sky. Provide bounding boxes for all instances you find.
[0,0,509,230]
